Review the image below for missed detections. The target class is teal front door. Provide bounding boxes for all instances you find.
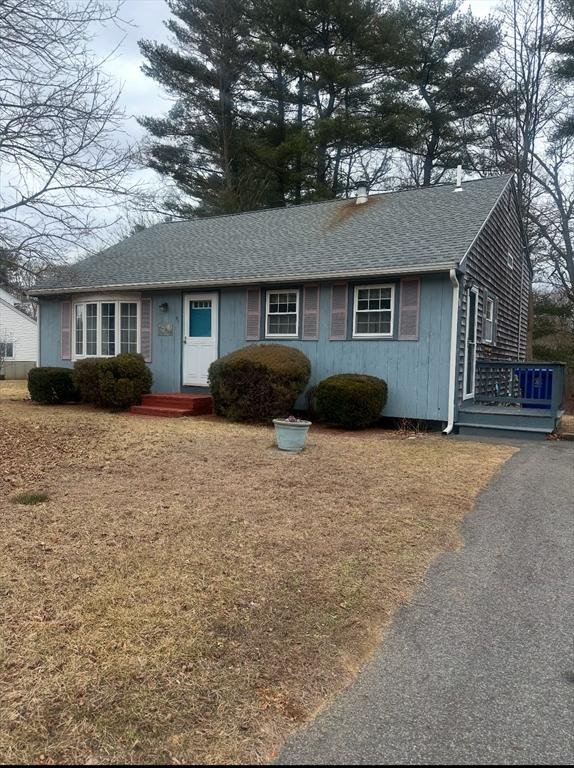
[183,293,218,386]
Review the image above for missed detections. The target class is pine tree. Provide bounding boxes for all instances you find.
[553,0,574,136]
[138,0,410,213]
[382,0,501,186]
[138,0,255,216]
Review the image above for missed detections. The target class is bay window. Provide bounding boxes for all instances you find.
[74,299,139,357]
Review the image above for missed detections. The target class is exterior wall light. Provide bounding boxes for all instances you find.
[159,302,169,313]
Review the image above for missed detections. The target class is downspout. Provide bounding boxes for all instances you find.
[443,268,460,435]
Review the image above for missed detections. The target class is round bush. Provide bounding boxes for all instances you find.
[315,373,388,428]
[208,344,311,423]
[28,367,78,404]
[72,357,105,405]
[95,352,153,410]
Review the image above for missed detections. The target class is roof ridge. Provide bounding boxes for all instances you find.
[151,173,514,229]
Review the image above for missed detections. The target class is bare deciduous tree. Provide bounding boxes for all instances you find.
[0,0,136,285]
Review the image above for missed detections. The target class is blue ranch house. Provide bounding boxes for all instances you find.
[31,175,567,438]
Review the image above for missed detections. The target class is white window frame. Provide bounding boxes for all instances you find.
[352,283,395,338]
[72,296,141,359]
[265,288,300,338]
[463,286,479,400]
[483,296,495,344]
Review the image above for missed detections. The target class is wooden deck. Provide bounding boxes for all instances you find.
[456,361,567,439]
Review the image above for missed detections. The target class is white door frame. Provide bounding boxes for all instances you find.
[463,286,479,400]
[182,292,218,386]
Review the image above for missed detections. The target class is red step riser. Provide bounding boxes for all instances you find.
[142,394,212,405]
[130,405,193,417]
[141,398,212,407]
[140,401,212,414]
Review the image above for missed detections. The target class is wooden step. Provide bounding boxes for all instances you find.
[457,405,556,433]
[130,405,193,418]
[141,393,212,413]
[130,392,213,418]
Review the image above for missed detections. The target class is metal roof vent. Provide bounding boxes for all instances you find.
[454,164,464,192]
[356,179,369,205]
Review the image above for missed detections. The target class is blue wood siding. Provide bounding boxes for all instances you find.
[219,275,452,421]
[39,274,453,421]
[145,291,183,393]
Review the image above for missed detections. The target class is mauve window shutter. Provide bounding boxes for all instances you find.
[302,285,320,340]
[140,298,152,362]
[399,278,420,340]
[330,283,348,340]
[61,301,72,360]
[245,288,261,340]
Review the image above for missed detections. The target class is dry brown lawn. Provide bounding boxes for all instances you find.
[0,381,517,765]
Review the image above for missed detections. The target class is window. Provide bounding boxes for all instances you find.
[73,300,139,357]
[75,304,84,356]
[353,284,395,337]
[0,342,14,358]
[101,302,116,356]
[120,302,138,352]
[266,289,299,337]
[483,296,495,344]
[507,250,514,269]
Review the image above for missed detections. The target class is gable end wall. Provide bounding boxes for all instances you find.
[456,184,530,403]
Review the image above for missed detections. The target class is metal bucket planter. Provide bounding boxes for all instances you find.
[273,417,312,453]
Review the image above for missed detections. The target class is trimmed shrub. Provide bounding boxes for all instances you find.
[315,373,388,429]
[28,367,78,405]
[95,353,152,410]
[72,358,105,404]
[209,344,311,423]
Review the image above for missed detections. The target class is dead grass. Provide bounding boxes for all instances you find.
[0,381,517,764]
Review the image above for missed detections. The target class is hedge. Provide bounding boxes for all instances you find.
[315,373,388,428]
[28,367,78,405]
[208,344,311,423]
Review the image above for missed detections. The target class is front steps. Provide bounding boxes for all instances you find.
[130,393,213,418]
[456,403,557,440]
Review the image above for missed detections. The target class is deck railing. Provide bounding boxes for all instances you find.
[475,360,568,413]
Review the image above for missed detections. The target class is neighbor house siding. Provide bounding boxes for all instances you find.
[456,184,530,405]
[0,295,38,378]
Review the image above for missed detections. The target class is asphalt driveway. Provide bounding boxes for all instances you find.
[279,441,574,765]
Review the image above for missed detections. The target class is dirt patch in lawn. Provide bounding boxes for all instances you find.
[0,382,517,764]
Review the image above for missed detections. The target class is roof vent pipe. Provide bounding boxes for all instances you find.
[356,180,369,205]
[454,164,463,192]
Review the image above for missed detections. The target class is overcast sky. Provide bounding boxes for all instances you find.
[95,0,501,145]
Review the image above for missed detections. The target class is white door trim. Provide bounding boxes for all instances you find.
[463,286,478,400]
[182,292,218,387]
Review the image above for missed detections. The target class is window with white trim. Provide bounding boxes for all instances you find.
[265,289,299,337]
[0,342,14,358]
[353,284,395,337]
[74,300,139,357]
[483,296,495,343]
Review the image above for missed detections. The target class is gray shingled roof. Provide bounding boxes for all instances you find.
[32,175,512,294]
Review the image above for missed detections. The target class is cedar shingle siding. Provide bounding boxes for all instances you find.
[456,185,530,404]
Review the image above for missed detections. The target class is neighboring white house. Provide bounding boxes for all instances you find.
[0,287,38,379]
